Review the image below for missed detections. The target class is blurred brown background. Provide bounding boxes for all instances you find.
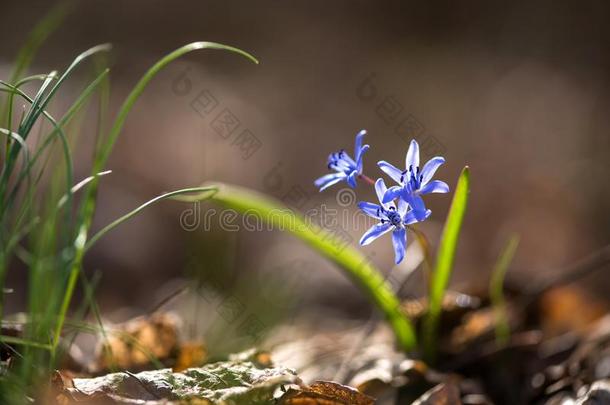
[1,0,609,338]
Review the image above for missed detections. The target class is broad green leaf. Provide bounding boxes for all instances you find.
[423,166,470,362]
[191,182,418,352]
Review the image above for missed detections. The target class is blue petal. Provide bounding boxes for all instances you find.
[374,178,388,204]
[419,180,449,194]
[404,208,431,225]
[342,153,357,168]
[405,139,420,170]
[354,129,366,159]
[392,227,407,264]
[377,161,403,184]
[403,192,428,220]
[356,144,370,171]
[420,157,445,185]
[315,172,342,187]
[382,186,402,204]
[357,201,384,219]
[347,171,358,188]
[396,198,409,216]
[316,173,347,191]
[360,222,393,246]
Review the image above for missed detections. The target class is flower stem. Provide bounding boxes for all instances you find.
[358,174,375,186]
[409,225,434,288]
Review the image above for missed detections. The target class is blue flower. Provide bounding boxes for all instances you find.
[314,130,370,191]
[377,140,449,220]
[358,178,431,264]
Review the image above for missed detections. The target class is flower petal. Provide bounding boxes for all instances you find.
[316,173,346,191]
[359,222,393,246]
[404,208,432,225]
[341,153,357,168]
[374,178,388,203]
[419,180,449,194]
[396,198,409,216]
[357,202,384,219]
[354,129,366,158]
[405,139,420,170]
[403,192,428,220]
[377,161,403,184]
[420,156,445,185]
[356,144,370,171]
[314,172,342,187]
[347,171,358,188]
[392,227,407,264]
[382,186,402,206]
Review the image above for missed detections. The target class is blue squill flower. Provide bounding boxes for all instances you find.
[315,130,370,191]
[377,140,448,220]
[358,178,431,264]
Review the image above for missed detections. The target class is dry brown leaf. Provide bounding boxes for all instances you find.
[54,357,296,404]
[539,286,607,336]
[279,380,375,405]
[412,383,462,405]
[403,291,480,319]
[92,312,181,373]
[172,341,207,372]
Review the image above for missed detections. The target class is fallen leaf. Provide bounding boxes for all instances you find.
[279,381,375,405]
[539,286,607,336]
[411,383,462,405]
[59,358,296,404]
[92,312,181,373]
[173,341,207,372]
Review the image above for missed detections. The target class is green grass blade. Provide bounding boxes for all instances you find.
[95,42,258,170]
[51,186,218,351]
[23,69,110,187]
[18,44,112,138]
[0,0,69,134]
[3,74,57,152]
[57,170,112,209]
[423,166,470,362]
[53,42,257,356]
[490,234,519,346]
[84,186,218,251]
[6,2,71,85]
[0,82,74,213]
[0,335,53,351]
[198,182,418,352]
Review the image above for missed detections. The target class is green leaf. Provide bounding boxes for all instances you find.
[490,234,519,346]
[53,42,257,355]
[423,166,470,362]
[192,182,418,352]
[6,1,71,85]
[94,41,258,172]
[84,186,218,251]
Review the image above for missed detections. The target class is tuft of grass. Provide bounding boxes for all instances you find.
[52,42,258,356]
[489,234,520,346]
[0,16,257,398]
[423,166,470,363]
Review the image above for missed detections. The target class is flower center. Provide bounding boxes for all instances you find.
[387,210,402,226]
[400,165,423,191]
[327,149,356,172]
[379,206,402,227]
